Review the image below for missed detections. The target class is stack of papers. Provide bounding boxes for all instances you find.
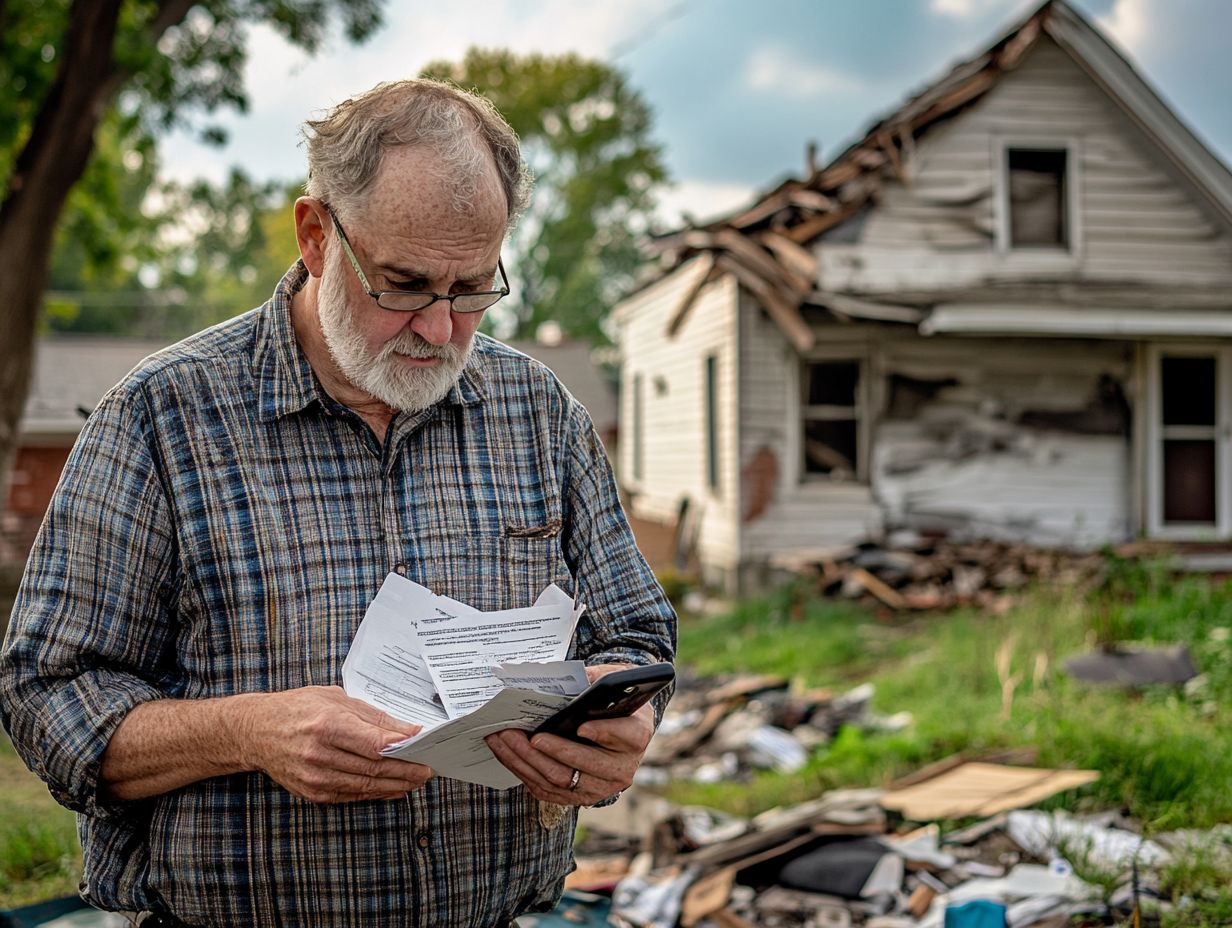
[342,572,589,789]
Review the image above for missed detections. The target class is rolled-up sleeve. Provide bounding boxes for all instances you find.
[0,382,179,819]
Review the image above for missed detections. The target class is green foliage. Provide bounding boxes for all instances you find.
[0,740,80,908]
[678,587,913,684]
[670,563,1232,828]
[1159,837,1232,928]
[154,172,305,329]
[420,49,670,345]
[1,0,385,337]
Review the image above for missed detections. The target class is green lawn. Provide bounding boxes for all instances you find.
[669,558,1232,923]
[672,556,1232,830]
[0,738,81,908]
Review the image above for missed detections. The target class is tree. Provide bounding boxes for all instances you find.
[0,0,384,497]
[419,50,669,346]
[155,172,304,332]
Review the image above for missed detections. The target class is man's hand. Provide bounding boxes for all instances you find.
[484,664,656,805]
[244,686,434,804]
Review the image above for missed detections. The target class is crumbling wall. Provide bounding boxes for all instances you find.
[872,338,1134,547]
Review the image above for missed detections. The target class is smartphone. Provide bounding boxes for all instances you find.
[533,662,675,744]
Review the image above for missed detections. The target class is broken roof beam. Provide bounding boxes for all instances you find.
[728,187,797,230]
[785,198,869,244]
[877,129,908,185]
[715,253,815,353]
[757,231,819,287]
[665,253,719,338]
[713,228,813,296]
[809,291,924,324]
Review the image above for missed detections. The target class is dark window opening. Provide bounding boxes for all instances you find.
[1163,440,1217,523]
[1008,148,1068,248]
[705,355,719,492]
[632,374,644,482]
[802,360,860,480]
[1161,356,1216,427]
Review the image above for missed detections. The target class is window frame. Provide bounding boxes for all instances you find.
[994,136,1083,258]
[704,354,720,494]
[789,351,871,485]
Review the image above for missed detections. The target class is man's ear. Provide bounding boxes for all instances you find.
[294,197,329,277]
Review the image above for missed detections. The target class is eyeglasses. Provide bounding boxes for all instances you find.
[326,207,510,313]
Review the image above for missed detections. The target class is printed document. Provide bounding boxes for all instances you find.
[342,572,587,788]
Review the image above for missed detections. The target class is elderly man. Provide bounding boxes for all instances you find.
[0,79,675,927]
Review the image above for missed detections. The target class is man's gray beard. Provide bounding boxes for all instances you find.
[317,252,471,413]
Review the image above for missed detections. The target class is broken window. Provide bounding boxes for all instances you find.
[1007,148,1068,248]
[801,360,861,481]
[1161,356,1217,524]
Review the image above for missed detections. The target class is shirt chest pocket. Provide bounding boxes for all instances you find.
[402,532,574,615]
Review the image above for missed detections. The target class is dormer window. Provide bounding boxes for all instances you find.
[1007,147,1069,248]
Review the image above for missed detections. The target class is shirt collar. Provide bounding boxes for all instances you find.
[255,261,488,422]
[255,261,323,423]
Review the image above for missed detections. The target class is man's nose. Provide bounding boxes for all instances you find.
[408,299,454,346]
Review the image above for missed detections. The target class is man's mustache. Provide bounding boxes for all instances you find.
[379,333,459,362]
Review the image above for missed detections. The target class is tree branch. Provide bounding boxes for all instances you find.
[152,0,200,37]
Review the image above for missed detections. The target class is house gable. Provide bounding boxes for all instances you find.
[821,35,1232,295]
[614,258,743,578]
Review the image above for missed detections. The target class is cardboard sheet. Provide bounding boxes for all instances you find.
[880,762,1099,821]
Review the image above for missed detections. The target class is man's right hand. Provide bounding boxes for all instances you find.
[100,687,433,805]
[243,686,434,803]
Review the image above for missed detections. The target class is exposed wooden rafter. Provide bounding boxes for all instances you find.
[651,1,1064,349]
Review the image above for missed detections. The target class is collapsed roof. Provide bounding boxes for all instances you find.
[641,0,1232,352]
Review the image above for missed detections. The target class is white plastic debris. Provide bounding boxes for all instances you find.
[1007,809,1170,870]
[746,725,809,773]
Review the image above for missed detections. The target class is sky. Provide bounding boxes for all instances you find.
[159,0,1232,228]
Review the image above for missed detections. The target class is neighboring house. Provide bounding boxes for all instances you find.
[612,0,1232,591]
[3,337,167,561]
[2,333,615,561]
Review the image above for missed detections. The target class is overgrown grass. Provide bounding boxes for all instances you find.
[672,564,1232,830]
[0,737,81,908]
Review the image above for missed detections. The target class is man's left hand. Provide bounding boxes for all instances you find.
[485,663,656,806]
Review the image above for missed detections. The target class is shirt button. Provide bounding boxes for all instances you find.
[416,832,430,849]
[395,564,407,576]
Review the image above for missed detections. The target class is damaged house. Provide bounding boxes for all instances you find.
[611,0,1232,590]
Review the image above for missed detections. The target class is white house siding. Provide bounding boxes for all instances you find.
[817,38,1232,293]
[616,260,742,576]
[872,336,1134,547]
[738,297,883,563]
[737,303,1134,559]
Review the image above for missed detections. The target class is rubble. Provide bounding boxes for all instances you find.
[639,673,910,786]
[772,539,1108,613]
[547,667,1223,927]
[561,787,1197,928]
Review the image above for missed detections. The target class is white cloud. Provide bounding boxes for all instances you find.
[1096,0,1153,56]
[743,44,860,97]
[654,179,756,228]
[160,2,667,184]
[930,0,1001,19]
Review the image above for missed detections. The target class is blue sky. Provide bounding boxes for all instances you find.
[160,0,1232,226]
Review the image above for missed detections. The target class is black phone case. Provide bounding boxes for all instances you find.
[532,663,674,743]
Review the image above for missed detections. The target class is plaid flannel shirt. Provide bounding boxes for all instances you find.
[0,262,676,927]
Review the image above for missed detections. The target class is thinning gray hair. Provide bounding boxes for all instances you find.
[302,78,532,227]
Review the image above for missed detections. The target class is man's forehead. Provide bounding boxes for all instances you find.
[369,144,508,221]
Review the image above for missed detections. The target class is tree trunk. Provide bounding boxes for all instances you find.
[0,0,127,505]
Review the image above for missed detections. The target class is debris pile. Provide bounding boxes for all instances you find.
[534,768,1209,928]
[636,674,909,786]
[773,539,1108,613]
